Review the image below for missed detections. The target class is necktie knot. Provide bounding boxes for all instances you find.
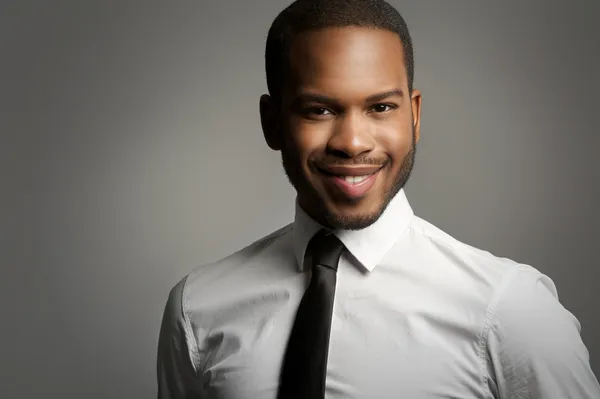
[306,229,345,271]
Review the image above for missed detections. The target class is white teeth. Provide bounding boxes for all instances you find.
[343,175,370,184]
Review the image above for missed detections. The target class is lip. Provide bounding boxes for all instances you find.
[319,165,383,177]
[319,166,382,200]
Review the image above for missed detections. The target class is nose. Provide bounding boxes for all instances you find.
[326,111,375,158]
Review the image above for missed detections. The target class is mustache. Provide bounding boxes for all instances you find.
[310,156,389,169]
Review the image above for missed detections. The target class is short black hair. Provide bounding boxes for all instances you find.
[265,0,414,100]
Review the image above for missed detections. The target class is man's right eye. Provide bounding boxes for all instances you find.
[305,107,333,117]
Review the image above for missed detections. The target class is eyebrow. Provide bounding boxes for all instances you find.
[293,89,404,105]
[366,89,405,103]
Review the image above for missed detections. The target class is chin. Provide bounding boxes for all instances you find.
[324,211,381,230]
[322,197,385,230]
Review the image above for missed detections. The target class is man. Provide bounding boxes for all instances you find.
[157,0,600,398]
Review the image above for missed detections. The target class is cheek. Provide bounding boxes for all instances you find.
[378,123,414,159]
[285,122,331,162]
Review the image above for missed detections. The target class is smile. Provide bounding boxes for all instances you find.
[318,165,383,199]
[341,175,372,184]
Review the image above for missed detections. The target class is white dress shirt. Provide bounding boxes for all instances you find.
[157,189,600,398]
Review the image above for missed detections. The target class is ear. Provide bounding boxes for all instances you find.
[410,89,422,143]
[259,94,282,151]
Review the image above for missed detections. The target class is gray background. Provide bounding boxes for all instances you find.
[1,1,598,398]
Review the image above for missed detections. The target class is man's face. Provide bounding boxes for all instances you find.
[261,27,422,230]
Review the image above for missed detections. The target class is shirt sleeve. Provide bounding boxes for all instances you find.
[156,276,204,399]
[486,264,600,398]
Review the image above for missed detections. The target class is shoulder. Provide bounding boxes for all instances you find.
[408,216,579,337]
[179,223,294,304]
[406,215,521,288]
[406,217,598,395]
[487,263,582,353]
[483,263,600,396]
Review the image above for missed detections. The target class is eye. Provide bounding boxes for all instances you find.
[302,107,334,119]
[370,103,396,113]
[308,107,332,116]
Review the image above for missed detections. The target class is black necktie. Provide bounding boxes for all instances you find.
[278,229,345,399]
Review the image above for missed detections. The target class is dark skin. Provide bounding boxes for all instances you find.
[260,27,422,230]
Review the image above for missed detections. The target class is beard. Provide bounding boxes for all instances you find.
[281,128,417,230]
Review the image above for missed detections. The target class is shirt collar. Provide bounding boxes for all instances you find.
[293,189,414,272]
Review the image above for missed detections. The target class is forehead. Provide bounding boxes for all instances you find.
[286,27,407,97]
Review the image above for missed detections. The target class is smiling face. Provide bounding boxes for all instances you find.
[261,26,422,230]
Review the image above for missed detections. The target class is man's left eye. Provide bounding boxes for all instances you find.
[371,104,394,113]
